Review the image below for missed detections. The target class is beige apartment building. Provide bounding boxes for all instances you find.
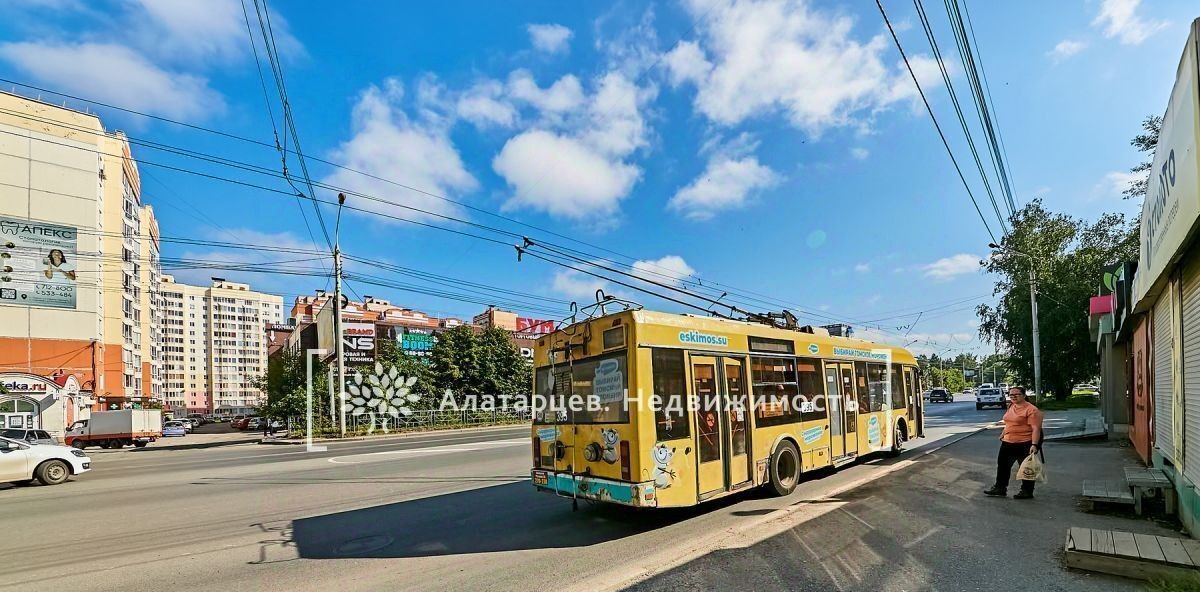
[0,90,161,434]
[160,277,283,415]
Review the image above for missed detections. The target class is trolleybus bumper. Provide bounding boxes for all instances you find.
[531,469,657,507]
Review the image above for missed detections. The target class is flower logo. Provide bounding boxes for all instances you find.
[340,362,420,434]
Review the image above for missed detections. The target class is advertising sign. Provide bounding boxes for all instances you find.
[400,327,437,357]
[342,323,376,365]
[1134,20,1200,309]
[0,216,79,309]
[516,317,554,334]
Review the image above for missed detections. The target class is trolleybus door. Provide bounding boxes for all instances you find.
[692,356,725,496]
[836,362,859,457]
[723,358,750,487]
[825,365,845,458]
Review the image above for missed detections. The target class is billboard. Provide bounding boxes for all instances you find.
[516,317,554,334]
[0,216,79,309]
[400,327,437,357]
[342,323,376,365]
[1134,19,1200,309]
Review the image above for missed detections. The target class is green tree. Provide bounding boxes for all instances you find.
[375,338,435,409]
[431,325,481,402]
[476,327,533,399]
[254,346,328,421]
[1124,115,1162,201]
[977,199,1138,399]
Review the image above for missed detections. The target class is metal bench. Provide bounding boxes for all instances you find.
[1065,527,1200,581]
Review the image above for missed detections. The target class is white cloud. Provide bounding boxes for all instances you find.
[508,70,586,115]
[494,70,653,221]
[854,263,871,273]
[455,80,518,129]
[323,79,478,223]
[494,130,640,219]
[1047,40,1087,62]
[130,0,303,62]
[922,254,981,280]
[552,266,610,300]
[1100,170,1141,196]
[667,0,947,134]
[631,255,696,286]
[1092,0,1167,45]
[850,147,870,160]
[668,156,780,221]
[663,40,712,87]
[0,42,223,120]
[527,23,573,54]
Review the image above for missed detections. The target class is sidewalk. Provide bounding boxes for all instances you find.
[83,431,260,454]
[1043,408,1107,441]
[628,425,1182,591]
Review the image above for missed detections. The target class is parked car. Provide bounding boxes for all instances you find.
[0,429,58,446]
[187,414,207,426]
[976,387,1007,410]
[162,422,187,437]
[204,415,221,423]
[928,388,953,403]
[0,435,91,486]
[245,417,262,430]
[175,418,196,432]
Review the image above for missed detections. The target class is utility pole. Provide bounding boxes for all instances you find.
[334,193,347,438]
[989,242,1042,399]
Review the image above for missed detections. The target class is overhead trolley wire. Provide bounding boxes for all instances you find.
[875,0,998,244]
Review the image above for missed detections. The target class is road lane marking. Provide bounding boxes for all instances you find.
[327,438,529,464]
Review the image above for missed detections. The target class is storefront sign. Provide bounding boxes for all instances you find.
[400,327,437,357]
[342,323,376,365]
[0,216,79,309]
[516,317,554,334]
[1134,22,1200,309]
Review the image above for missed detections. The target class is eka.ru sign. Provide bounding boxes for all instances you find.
[342,323,376,365]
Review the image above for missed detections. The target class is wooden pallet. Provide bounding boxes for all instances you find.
[1124,466,1177,515]
[1065,527,1200,581]
[1081,480,1134,512]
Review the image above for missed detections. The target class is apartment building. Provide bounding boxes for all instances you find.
[0,90,161,433]
[160,276,283,415]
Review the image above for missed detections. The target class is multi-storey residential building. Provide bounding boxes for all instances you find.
[284,292,464,360]
[159,277,283,416]
[0,90,161,434]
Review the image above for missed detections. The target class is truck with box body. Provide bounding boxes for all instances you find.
[64,410,163,449]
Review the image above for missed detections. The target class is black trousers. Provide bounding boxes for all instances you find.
[995,441,1036,493]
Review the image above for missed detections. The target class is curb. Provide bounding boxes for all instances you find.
[257,422,532,445]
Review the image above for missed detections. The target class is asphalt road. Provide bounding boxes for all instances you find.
[0,397,1001,592]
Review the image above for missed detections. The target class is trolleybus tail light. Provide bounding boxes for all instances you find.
[532,436,541,468]
[620,440,631,481]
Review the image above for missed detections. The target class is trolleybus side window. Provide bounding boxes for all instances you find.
[866,363,889,412]
[797,357,827,421]
[694,362,721,462]
[854,362,870,413]
[891,363,906,410]
[651,349,690,441]
[750,356,801,427]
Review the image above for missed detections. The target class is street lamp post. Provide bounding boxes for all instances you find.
[989,242,1042,400]
[334,193,347,438]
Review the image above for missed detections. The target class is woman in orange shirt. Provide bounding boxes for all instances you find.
[984,386,1043,499]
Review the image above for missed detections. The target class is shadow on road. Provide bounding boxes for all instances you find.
[290,480,752,559]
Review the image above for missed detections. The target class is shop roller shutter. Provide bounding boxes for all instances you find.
[1155,286,1176,462]
[1184,255,1200,483]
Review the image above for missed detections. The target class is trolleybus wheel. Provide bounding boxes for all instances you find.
[767,440,800,497]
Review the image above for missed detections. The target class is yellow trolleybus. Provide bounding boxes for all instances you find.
[530,308,924,508]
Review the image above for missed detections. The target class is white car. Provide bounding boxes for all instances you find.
[0,435,92,486]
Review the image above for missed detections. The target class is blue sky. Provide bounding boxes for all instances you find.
[1,0,1195,356]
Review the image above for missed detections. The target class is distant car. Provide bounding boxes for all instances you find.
[976,387,1007,410]
[0,429,57,446]
[0,435,91,486]
[162,421,187,437]
[928,388,953,403]
[187,414,207,426]
[922,390,932,401]
[204,415,221,423]
[176,418,196,432]
[233,416,256,430]
[245,418,263,430]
